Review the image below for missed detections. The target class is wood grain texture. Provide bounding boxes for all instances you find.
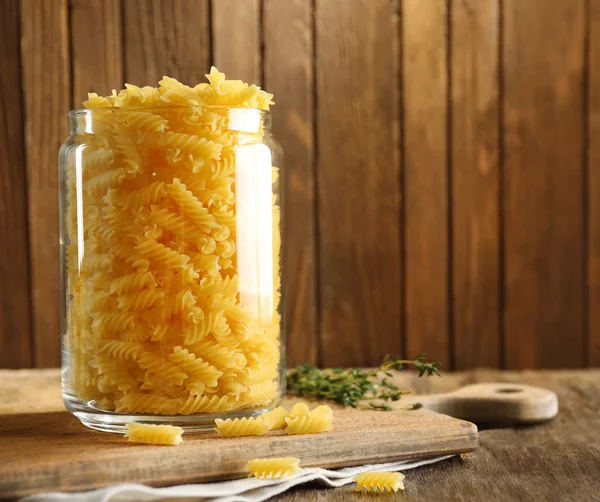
[316,0,402,367]
[450,0,501,369]
[70,0,123,106]
[0,0,32,368]
[392,370,600,502]
[403,0,450,366]
[20,0,71,367]
[503,0,586,369]
[123,0,210,85]
[278,369,600,502]
[1,0,598,372]
[588,0,600,366]
[2,369,600,501]
[0,370,477,498]
[263,0,316,365]
[211,0,261,84]
[401,382,558,424]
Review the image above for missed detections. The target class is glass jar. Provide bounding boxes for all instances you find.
[59,106,284,432]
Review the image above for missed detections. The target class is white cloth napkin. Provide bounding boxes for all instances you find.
[21,456,453,502]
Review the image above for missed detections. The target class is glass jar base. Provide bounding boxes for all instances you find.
[64,394,278,434]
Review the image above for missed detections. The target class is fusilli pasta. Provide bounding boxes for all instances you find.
[64,69,280,417]
[260,406,287,430]
[246,457,302,479]
[284,405,334,435]
[124,423,184,446]
[353,472,405,493]
[288,402,310,419]
[214,416,270,437]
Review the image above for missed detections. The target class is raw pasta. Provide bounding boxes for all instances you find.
[353,472,405,493]
[284,405,334,435]
[246,457,302,479]
[214,416,270,437]
[65,68,281,415]
[124,423,184,445]
[260,406,287,430]
[288,402,310,419]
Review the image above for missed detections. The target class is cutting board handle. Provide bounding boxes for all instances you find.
[407,383,558,425]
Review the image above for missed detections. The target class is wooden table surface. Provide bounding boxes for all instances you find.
[1,369,599,501]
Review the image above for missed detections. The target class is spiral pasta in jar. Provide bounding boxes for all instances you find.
[59,68,284,432]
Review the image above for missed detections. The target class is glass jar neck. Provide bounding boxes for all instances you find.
[68,106,271,136]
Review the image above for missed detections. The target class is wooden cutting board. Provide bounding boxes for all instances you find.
[0,370,560,498]
[0,370,479,498]
[1,404,477,498]
[0,369,561,499]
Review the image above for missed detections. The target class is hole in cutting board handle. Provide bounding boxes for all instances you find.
[496,388,522,394]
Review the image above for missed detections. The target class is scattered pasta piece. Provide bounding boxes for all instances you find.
[124,423,184,446]
[288,402,310,419]
[261,406,287,430]
[246,457,302,479]
[284,405,333,435]
[214,416,270,437]
[353,472,405,493]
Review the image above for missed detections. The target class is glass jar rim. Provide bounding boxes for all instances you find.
[68,104,270,118]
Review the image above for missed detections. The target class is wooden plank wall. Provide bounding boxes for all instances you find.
[0,0,595,370]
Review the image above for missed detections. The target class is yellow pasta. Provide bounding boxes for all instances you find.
[117,289,165,311]
[353,472,405,493]
[214,416,270,437]
[246,457,302,479]
[260,406,287,430]
[109,271,158,295]
[168,346,222,388]
[124,423,184,446]
[64,69,280,418]
[243,381,279,404]
[124,181,168,209]
[179,394,230,415]
[134,238,191,267]
[100,340,144,361]
[89,356,138,391]
[115,111,169,133]
[187,336,244,369]
[115,393,179,415]
[84,167,128,196]
[284,405,334,435]
[288,402,310,419]
[83,93,113,108]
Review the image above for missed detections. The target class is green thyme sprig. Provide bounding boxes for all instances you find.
[287,354,441,410]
